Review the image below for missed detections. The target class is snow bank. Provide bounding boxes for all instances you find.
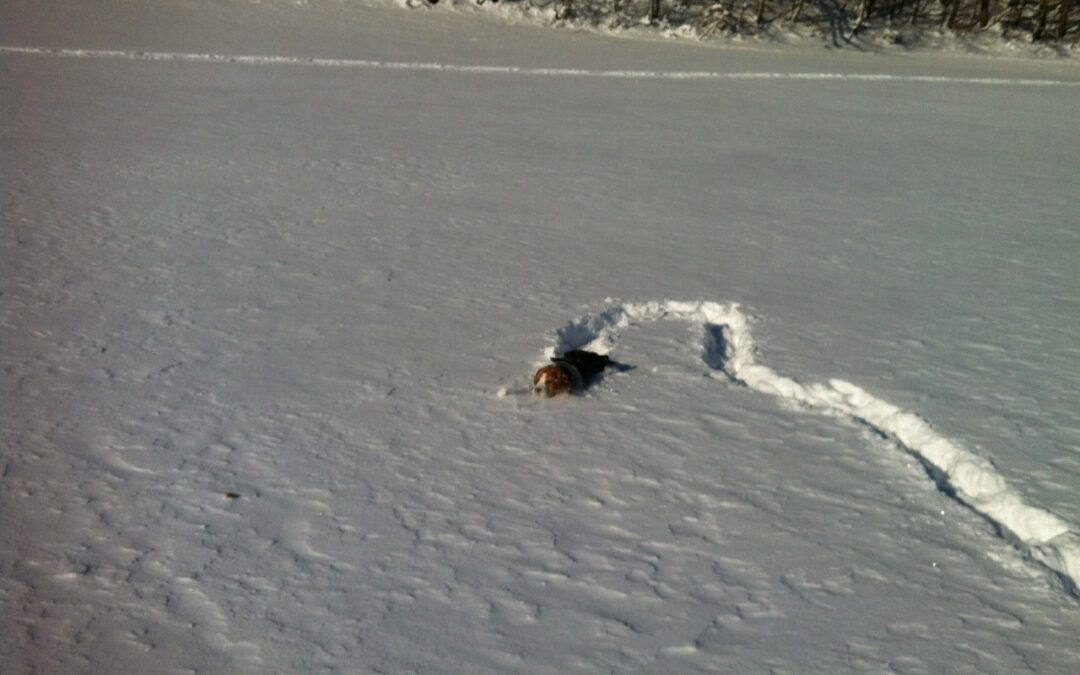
[547,299,1080,595]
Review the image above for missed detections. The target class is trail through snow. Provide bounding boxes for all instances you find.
[535,300,1080,595]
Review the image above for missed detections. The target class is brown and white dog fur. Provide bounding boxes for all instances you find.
[533,364,575,398]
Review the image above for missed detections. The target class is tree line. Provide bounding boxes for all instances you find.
[459,0,1078,44]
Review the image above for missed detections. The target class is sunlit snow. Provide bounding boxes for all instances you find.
[3,1,1079,673]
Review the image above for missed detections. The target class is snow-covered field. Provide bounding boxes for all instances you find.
[3,1,1079,673]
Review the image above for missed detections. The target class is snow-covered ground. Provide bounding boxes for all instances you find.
[3,1,1079,673]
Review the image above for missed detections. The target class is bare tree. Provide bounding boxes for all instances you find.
[945,0,963,29]
[1033,0,1051,38]
[1011,0,1028,31]
[854,0,877,32]
[1058,0,1073,38]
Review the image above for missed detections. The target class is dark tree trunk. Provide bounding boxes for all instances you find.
[946,0,963,29]
[649,0,661,22]
[1012,0,1027,31]
[1058,0,1073,38]
[1034,0,1051,38]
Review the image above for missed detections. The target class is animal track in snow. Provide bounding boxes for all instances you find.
[544,299,1080,597]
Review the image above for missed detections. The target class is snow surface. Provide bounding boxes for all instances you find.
[3,1,1080,673]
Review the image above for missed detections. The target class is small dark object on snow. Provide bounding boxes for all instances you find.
[533,349,633,397]
[225,492,241,500]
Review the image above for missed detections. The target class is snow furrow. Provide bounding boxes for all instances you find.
[549,299,1080,595]
[2,45,1079,87]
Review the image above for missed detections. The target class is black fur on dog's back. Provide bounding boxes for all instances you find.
[551,350,632,382]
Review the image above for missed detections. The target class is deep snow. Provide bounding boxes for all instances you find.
[2,1,1080,673]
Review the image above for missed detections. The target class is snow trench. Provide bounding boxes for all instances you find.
[547,299,1080,596]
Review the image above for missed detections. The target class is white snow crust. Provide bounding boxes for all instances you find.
[3,1,1080,673]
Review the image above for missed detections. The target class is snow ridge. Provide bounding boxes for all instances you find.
[550,299,1080,595]
[2,45,1079,87]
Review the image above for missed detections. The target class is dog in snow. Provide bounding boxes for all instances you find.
[533,350,631,397]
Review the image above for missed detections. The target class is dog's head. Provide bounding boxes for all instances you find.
[533,364,572,397]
